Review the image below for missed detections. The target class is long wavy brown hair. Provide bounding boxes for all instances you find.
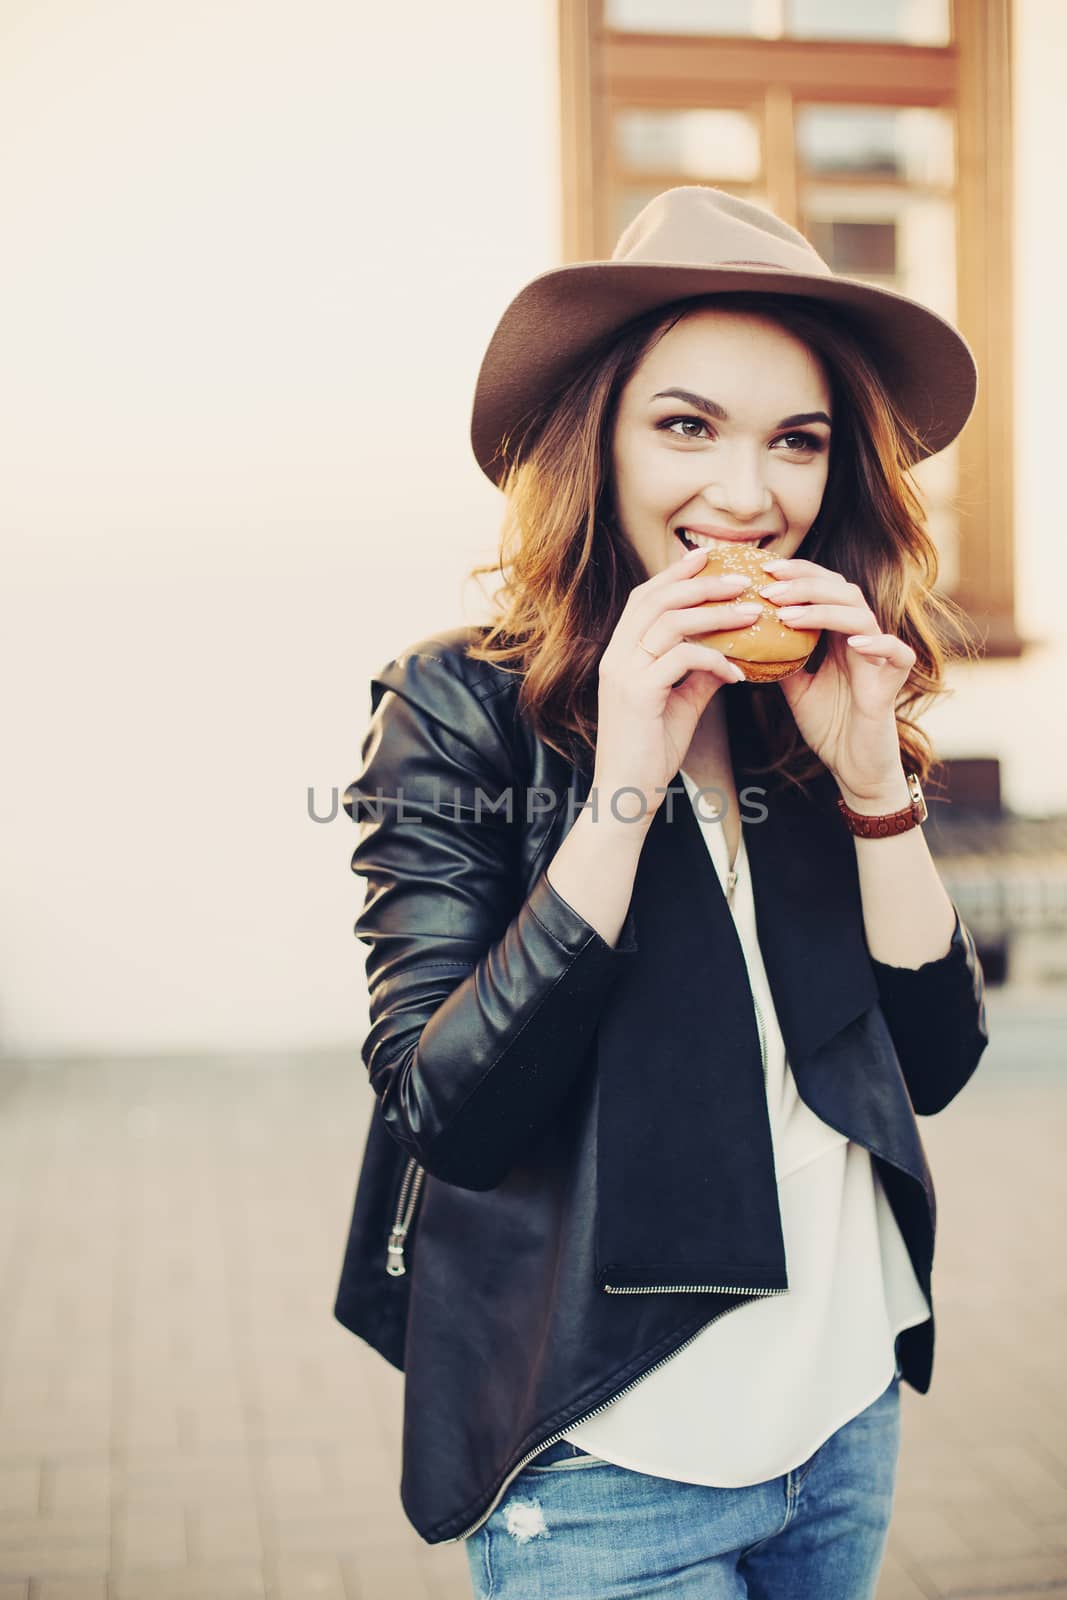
[464,290,978,795]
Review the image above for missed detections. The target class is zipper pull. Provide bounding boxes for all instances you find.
[386,1157,425,1278]
[386,1227,408,1276]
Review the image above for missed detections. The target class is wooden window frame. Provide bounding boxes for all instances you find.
[559,0,1020,656]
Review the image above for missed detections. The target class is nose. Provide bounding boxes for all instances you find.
[703,444,773,520]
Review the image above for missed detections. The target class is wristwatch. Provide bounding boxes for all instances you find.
[836,772,928,838]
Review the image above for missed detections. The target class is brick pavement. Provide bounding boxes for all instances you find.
[0,984,1063,1599]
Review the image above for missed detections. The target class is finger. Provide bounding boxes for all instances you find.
[652,640,746,686]
[759,557,843,582]
[658,573,754,607]
[758,576,862,607]
[633,595,758,656]
[638,601,765,657]
[776,603,876,633]
[624,546,739,619]
[846,633,917,670]
[622,545,709,614]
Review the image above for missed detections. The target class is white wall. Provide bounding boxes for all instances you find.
[2,0,1062,1058]
[0,0,559,1057]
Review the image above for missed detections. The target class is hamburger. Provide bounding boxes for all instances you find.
[691,540,821,683]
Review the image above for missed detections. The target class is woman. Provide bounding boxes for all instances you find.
[334,188,989,1597]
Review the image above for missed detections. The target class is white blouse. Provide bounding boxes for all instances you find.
[561,768,931,1486]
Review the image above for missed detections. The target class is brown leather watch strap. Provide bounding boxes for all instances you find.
[836,774,927,838]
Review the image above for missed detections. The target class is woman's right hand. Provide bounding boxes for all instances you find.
[592,545,759,824]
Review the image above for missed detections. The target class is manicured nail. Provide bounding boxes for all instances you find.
[758,583,787,598]
[777,606,804,620]
[847,634,875,646]
[735,603,762,617]
[761,558,788,571]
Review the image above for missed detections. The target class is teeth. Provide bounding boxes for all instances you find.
[679,529,761,550]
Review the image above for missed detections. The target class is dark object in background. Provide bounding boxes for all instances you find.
[927,757,1002,817]
[926,758,1009,984]
[924,756,1067,989]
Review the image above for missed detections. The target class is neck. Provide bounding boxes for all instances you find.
[691,691,729,754]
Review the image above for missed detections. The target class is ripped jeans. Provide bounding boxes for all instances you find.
[464,1373,901,1598]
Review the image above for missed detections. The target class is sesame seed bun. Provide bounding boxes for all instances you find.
[690,541,821,682]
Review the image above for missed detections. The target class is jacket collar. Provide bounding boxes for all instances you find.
[557,694,879,1074]
[578,693,882,1291]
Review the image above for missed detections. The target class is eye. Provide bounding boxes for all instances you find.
[772,431,826,454]
[657,415,713,440]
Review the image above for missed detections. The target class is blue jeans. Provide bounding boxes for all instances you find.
[465,1374,901,1598]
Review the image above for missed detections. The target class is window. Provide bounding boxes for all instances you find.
[559,0,1018,654]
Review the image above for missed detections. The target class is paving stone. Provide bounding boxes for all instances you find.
[0,1516,107,1556]
[345,1539,434,1600]
[111,1505,186,1569]
[415,1543,485,1600]
[916,1551,1067,1594]
[887,1505,974,1566]
[0,1471,39,1517]
[41,1465,109,1516]
[0,1017,1061,1594]
[109,1564,266,1599]
[184,1503,262,1566]
[264,1554,347,1600]
[0,1546,107,1581]
[33,1581,109,1600]
[874,1552,933,1600]
[257,1447,326,1504]
[941,1491,1063,1557]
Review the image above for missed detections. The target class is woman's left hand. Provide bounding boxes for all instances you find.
[759,556,915,804]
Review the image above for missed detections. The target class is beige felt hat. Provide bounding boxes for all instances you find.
[470,185,977,487]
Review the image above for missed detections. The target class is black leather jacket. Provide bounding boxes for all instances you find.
[333,626,989,1546]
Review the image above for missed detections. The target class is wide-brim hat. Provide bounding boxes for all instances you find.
[470,185,977,487]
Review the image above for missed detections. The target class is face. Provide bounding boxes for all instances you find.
[609,308,832,578]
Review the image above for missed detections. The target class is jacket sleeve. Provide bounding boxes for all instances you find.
[868,905,989,1116]
[345,647,639,1191]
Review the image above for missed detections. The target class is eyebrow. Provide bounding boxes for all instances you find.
[650,388,832,430]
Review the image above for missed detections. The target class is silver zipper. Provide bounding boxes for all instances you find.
[751,988,768,1080]
[386,1156,425,1277]
[442,1291,771,1545]
[605,1282,785,1295]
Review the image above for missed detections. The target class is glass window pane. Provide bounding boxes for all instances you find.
[808,218,897,275]
[801,185,957,321]
[797,106,954,187]
[605,0,950,44]
[787,0,950,43]
[614,109,762,181]
[604,0,782,37]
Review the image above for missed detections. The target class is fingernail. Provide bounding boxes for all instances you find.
[761,558,787,571]
[777,607,804,620]
[735,603,762,617]
[758,583,786,598]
